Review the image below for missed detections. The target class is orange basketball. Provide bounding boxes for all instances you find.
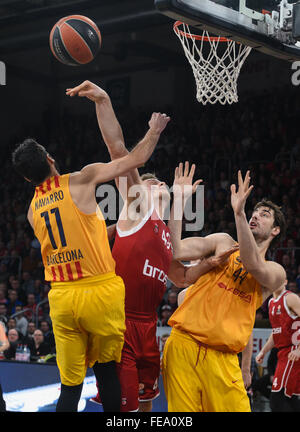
[49,15,101,66]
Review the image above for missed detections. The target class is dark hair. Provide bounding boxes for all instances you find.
[253,198,286,248]
[12,138,51,185]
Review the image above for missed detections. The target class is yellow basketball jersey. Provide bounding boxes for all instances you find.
[169,250,263,353]
[31,174,115,282]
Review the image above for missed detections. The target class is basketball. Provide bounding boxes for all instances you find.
[49,15,101,66]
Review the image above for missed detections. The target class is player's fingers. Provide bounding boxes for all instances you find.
[178,162,183,177]
[245,184,254,199]
[174,166,179,179]
[237,170,243,188]
[184,161,189,177]
[230,184,236,194]
[189,163,196,178]
[192,179,202,193]
[244,170,251,190]
[193,179,202,187]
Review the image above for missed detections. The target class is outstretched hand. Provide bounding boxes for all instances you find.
[206,244,239,268]
[66,80,108,103]
[173,161,202,201]
[231,170,254,215]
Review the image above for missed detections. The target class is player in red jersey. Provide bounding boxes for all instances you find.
[66,80,237,412]
[256,282,300,411]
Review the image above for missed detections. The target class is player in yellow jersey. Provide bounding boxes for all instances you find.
[11,109,170,412]
[162,163,287,412]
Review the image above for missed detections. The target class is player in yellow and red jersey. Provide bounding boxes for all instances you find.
[162,164,287,412]
[11,108,170,412]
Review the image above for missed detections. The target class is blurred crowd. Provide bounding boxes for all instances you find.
[0,84,300,362]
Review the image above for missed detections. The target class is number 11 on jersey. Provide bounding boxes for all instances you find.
[41,207,67,249]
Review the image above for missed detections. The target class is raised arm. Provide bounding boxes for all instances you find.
[71,112,170,187]
[66,80,141,192]
[231,170,286,296]
[168,162,235,261]
[67,81,127,159]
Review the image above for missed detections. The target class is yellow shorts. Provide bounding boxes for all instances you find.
[162,328,251,412]
[48,272,126,386]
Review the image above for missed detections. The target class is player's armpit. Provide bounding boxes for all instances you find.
[249,261,286,295]
[95,97,142,195]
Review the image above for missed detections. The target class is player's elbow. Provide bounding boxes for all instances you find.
[109,142,128,160]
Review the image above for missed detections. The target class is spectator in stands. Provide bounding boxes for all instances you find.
[14,305,28,337]
[22,320,36,346]
[23,293,43,323]
[0,288,7,305]
[254,308,271,328]
[6,317,17,332]
[19,271,35,303]
[29,329,52,362]
[40,320,55,350]
[0,304,8,327]
[22,248,40,274]
[3,328,22,360]
[0,263,9,284]
[161,290,179,315]
[158,305,173,327]
[0,282,8,296]
[10,279,21,297]
[281,254,296,281]
[6,289,22,315]
[287,280,299,294]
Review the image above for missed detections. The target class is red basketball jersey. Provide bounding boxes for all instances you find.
[268,290,300,349]
[112,207,173,318]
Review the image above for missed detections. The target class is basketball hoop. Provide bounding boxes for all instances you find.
[173,21,252,105]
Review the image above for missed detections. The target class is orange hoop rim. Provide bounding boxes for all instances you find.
[173,20,230,42]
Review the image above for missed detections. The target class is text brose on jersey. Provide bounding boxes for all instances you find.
[112,207,173,316]
[31,174,115,282]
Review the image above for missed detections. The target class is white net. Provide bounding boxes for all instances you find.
[174,21,252,105]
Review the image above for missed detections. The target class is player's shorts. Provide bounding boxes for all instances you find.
[117,315,160,412]
[272,346,300,397]
[48,272,126,386]
[162,328,251,412]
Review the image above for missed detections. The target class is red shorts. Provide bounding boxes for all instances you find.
[94,316,160,412]
[272,346,300,398]
[118,317,160,411]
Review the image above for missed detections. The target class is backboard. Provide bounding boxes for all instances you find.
[154,0,300,61]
